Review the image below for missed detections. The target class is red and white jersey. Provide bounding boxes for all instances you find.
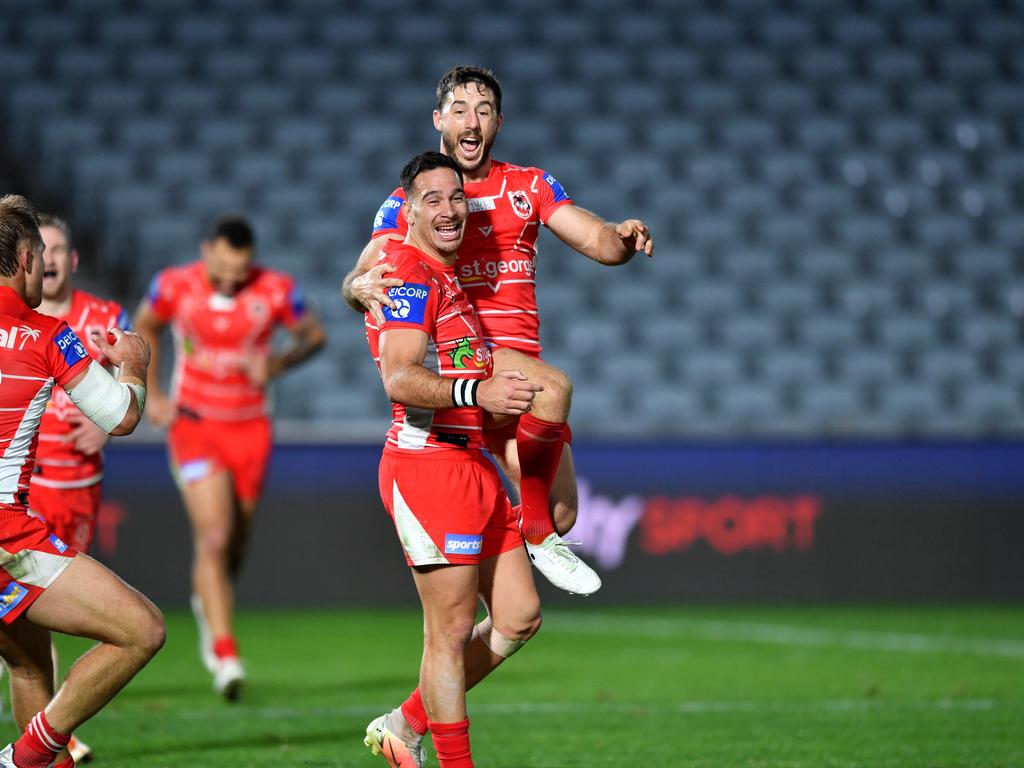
[33,290,129,489]
[146,261,307,421]
[365,242,492,453]
[0,287,93,511]
[371,159,573,354]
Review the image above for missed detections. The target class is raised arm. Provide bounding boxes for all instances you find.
[545,204,655,265]
[340,234,405,323]
[132,299,173,427]
[379,328,542,415]
[63,328,150,436]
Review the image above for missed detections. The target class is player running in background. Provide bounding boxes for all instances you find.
[26,214,132,762]
[343,66,654,596]
[363,152,545,768]
[0,194,163,768]
[134,215,325,700]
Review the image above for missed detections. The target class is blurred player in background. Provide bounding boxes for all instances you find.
[344,66,653,596]
[363,152,544,768]
[0,194,164,768]
[134,215,325,700]
[26,214,132,763]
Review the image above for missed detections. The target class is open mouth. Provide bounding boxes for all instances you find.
[435,221,462,241]
[459,136,481,156]
[43,270,57,279]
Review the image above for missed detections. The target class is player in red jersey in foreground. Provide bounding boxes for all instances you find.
[344,66,654,596]
[0,195,164,768]
[362,153,545,768]
[134,216,324,700]
[27,214,133,763]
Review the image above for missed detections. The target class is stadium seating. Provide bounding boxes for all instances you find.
[0,0,1021,437]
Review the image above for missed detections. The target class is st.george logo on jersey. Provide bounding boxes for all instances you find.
[383,284,430,324]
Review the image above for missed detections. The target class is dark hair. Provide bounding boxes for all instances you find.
[205,214,255,249]
[400,151,464,197]
[38,213,73,250]
[436,66,502,115]
[0,194,41,278]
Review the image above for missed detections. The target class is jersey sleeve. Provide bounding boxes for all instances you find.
[145,269,176,322]
[535,168,574,224]
[275,275,309,329]
[371,188,409,238]
[47,322,93,388]
[112,301,132,331]
[378,264,437,336]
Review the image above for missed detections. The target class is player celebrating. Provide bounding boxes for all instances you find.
[26,214,132,762]
[134,215,325,700]
[343,66,654,595]
[0,194,163,768]
[364,152,546,768]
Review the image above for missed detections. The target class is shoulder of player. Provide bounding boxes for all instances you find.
[383,247,435,282]
[73,288,120,313]
[496,160,549,180]
[19,307,67,339]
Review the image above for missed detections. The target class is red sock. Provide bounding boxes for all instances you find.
[517,414,565,544]
[428,718,473,768]
[401,687,429,736]
[213,636,239,659]
[13,711,70,767]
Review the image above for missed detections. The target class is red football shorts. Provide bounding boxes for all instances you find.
[0,509,77,624]
[378,449,522,567]
[28,482,103,553]
[168,415,272,503]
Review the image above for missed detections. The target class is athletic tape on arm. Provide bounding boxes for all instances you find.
[66,360,134,433]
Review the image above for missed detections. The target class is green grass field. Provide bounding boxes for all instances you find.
[7,605,1023,767]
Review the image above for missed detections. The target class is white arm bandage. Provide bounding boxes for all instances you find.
[66,360,140,434]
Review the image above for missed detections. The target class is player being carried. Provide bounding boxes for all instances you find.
[134,216,325,700]
[343,66,654,597]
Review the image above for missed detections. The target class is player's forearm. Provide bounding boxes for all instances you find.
[342,268,368,313]
[383,363,468,410]
[270,324,326,377]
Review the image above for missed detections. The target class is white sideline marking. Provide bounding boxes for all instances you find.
[540,613,1024,659]
[167,698,1007,722]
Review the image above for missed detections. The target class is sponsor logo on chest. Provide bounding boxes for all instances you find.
[0,325,41,350]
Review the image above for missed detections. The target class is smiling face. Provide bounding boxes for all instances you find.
[40,224,77,303]
[403,166,468,262]
[433,81,502,180]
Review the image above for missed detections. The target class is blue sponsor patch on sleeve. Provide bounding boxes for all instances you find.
[382,283,430,325]
[373,195,405,233]
[116,308,132,331]
[53,326,89,367]
[289,284,308,318]
[49,534,69,553]
[444,533,483,555]
[0,581,28,619]
[543,173,570,203]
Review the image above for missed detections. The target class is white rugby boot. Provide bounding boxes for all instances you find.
[68,735,93,763]
[364,712,426,768]
[213,656,246,702]
[525,533,602,595]
[190,594,218,674]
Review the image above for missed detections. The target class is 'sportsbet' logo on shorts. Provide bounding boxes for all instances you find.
[0,581,28,619]
[49,534,69,554]
[444,533,483,555]
[383,284,430,325]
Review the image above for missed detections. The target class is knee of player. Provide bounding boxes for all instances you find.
[505,602,543,642]
[129,599,167,659]
[538,367,572,405]
[424,616,476,652]
[195,528,232,556]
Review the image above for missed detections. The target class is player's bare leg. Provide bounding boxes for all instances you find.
[1,554,163,767]
[0,620,72,767]
[487,349,599,594]
[48,643,91,763]
[410,564,478,767]
[182,470,245,698]
[373,547,541,767]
